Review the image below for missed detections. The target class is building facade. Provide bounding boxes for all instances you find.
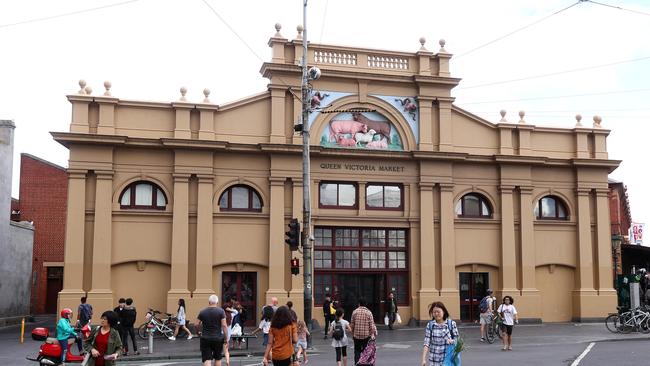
[56,27,619,325]
[11,154,68,314]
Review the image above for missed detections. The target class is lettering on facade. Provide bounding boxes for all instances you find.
[319,162,404,173]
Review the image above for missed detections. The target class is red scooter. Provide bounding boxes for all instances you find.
[26,324,91,366]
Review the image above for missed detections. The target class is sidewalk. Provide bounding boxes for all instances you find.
[123,322,650,362]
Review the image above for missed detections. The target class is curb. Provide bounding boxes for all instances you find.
[124,347,325,362]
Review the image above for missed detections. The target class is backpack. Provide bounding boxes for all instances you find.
[479,296,490,313]
[332,321,344,341]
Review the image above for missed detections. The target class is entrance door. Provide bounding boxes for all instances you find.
[45,267,64,314]
[336,274,384,322]
[222,272,256,326]
[459,272,489,322]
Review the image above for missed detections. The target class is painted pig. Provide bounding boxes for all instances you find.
[329,120,368,142]
[335,135,357,147]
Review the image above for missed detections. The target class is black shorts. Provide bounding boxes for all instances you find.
[500,324,514,335]
[200,337,224,362]
[272,357,292,366]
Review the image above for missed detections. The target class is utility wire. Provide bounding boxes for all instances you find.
[200,0,264,62]
[460,88,650,105]
[584,0,650,17]
[455,1,581,59]
[456,55,650,90]
[0,0,142,29]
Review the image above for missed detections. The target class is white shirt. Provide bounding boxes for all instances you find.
[258,319,271,334]
[497,304,517,325]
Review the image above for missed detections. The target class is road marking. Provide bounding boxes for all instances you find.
[570,342,595,366]
[381,343,411,349]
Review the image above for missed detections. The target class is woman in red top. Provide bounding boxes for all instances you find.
[262,306,298,366]
[83,311,123,366]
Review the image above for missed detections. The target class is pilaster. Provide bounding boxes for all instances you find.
[267,177,288,302]
[437,100,453,152]
[95,96,118,135]
[418,182,437,320]
[270,86,286,143]
[499,185,517,292]
[573,188,599,319]
[518,185,541,319]
[168,173,191,309]
[438,183,459,312]
[197,105,217,140]
[87,170,115,312]
[195,174,215,292]
[172,102,193,139]
[288,178,305,318]
[59,170,88,312]
[595,189,617,296]
[418,98,433,151]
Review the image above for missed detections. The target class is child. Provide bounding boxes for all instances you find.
[295,319,310,364]
[251,309,272,348]
[329,308,352,366]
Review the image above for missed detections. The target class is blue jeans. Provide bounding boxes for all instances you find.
[59,336,82,362]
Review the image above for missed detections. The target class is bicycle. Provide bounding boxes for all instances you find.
[605,306,650,334]
[137,308,176,339]
[485,313,503,344]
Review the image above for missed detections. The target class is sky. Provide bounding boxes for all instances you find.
[1,0,649,227]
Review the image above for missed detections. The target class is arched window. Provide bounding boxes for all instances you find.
[119,181,167,210]
[219,185,263,212]
[534,195,568,220]
[455,193,492,218]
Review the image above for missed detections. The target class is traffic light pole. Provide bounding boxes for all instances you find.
[300,0,314,342]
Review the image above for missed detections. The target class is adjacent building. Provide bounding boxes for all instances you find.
[55,27,619,324]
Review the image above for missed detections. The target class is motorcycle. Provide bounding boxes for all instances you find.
[26,324,91,366]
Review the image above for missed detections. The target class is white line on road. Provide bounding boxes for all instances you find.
[570,342,595,366]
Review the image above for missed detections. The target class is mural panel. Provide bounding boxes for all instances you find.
[320,111,403,151]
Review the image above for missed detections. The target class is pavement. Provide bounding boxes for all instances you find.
[5,315,650,365]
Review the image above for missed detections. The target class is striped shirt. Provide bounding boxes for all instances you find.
[350,306,377,339]
[423,319,458,365]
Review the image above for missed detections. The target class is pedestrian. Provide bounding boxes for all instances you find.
[77,296,93,327]
[350,297,377,365]
[195,295,228,366]
[230,301,245,349]
[329,308,352,366]
[223,300,240,366]
[169,298,193,341]
[287,300,298,323]
[479,289,495,342]
[262,306,298,366]
[57,308,83,365]
[120,298,139,356]
[322,294,333,339]
[295,319,310,364]
[83,311,123,366]
[385,292,398,330]
[497,295,518,351]
[251,305,273,348]
[421,301,459,366]
[113,298,126,347]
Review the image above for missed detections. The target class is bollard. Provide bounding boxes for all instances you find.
[148,323,154,354]
[20,317,25,344]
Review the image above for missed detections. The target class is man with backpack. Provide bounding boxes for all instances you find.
[479,288,495,342]
[77,296,93,327]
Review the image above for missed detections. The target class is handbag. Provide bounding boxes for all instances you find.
[357,339,376,366]
[395,313,402,324]
[231,323,242,337]
[442,319,461,366]
[384,314,389,326]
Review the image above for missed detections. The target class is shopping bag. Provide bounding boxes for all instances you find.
[395,313,402,324]
[357,339,376,366]
[443,344,461,366]
[384,314,389,326]
[231,323,242,336]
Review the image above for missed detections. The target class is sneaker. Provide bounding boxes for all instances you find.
[480,338,485,342]
[508,346,513,351]
[168,336,176,341]
[187,334,193,340]
[134,351,140,355]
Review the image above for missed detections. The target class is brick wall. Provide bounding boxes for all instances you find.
[18,154,67,314]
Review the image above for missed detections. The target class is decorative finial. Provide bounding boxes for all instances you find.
[419,37,427,51]
[439,39,447,53]
[78,79,87,94]
[274,23,282,38]
[593,115,602,128]
[518,110,525,124]
[297,25,304,39]
[203,88,211,103]
[179,87,187,101]
[575,114,582,127]
[103,81,112,96]
[499,109,507,123]
[84,86,93,95]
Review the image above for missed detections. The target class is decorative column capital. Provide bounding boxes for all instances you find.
[95,170,114,180]
[67,169,87,179]
[172,173,191,183]
[498,185,515,193]
[196,174,214,183]
[269,177,286,186]
[518,185,534,194]
[594,188,610,197]
[438,183,454,192]
[575,187,592,196]
[419,182,435,190]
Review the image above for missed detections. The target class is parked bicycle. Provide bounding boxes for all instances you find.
[605,306,650,334]
[137,308,177,339]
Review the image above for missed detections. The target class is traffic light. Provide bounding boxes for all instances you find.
[285,218,300,251]
[291,257,300,275]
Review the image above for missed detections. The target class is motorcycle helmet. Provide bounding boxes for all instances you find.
[60,308,73,319]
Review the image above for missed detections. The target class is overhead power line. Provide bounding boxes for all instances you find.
[456,55,650,90]
[455,1,581,59]
[583,0,650,17]
[0,0,142,29]
[460,88,650,105]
